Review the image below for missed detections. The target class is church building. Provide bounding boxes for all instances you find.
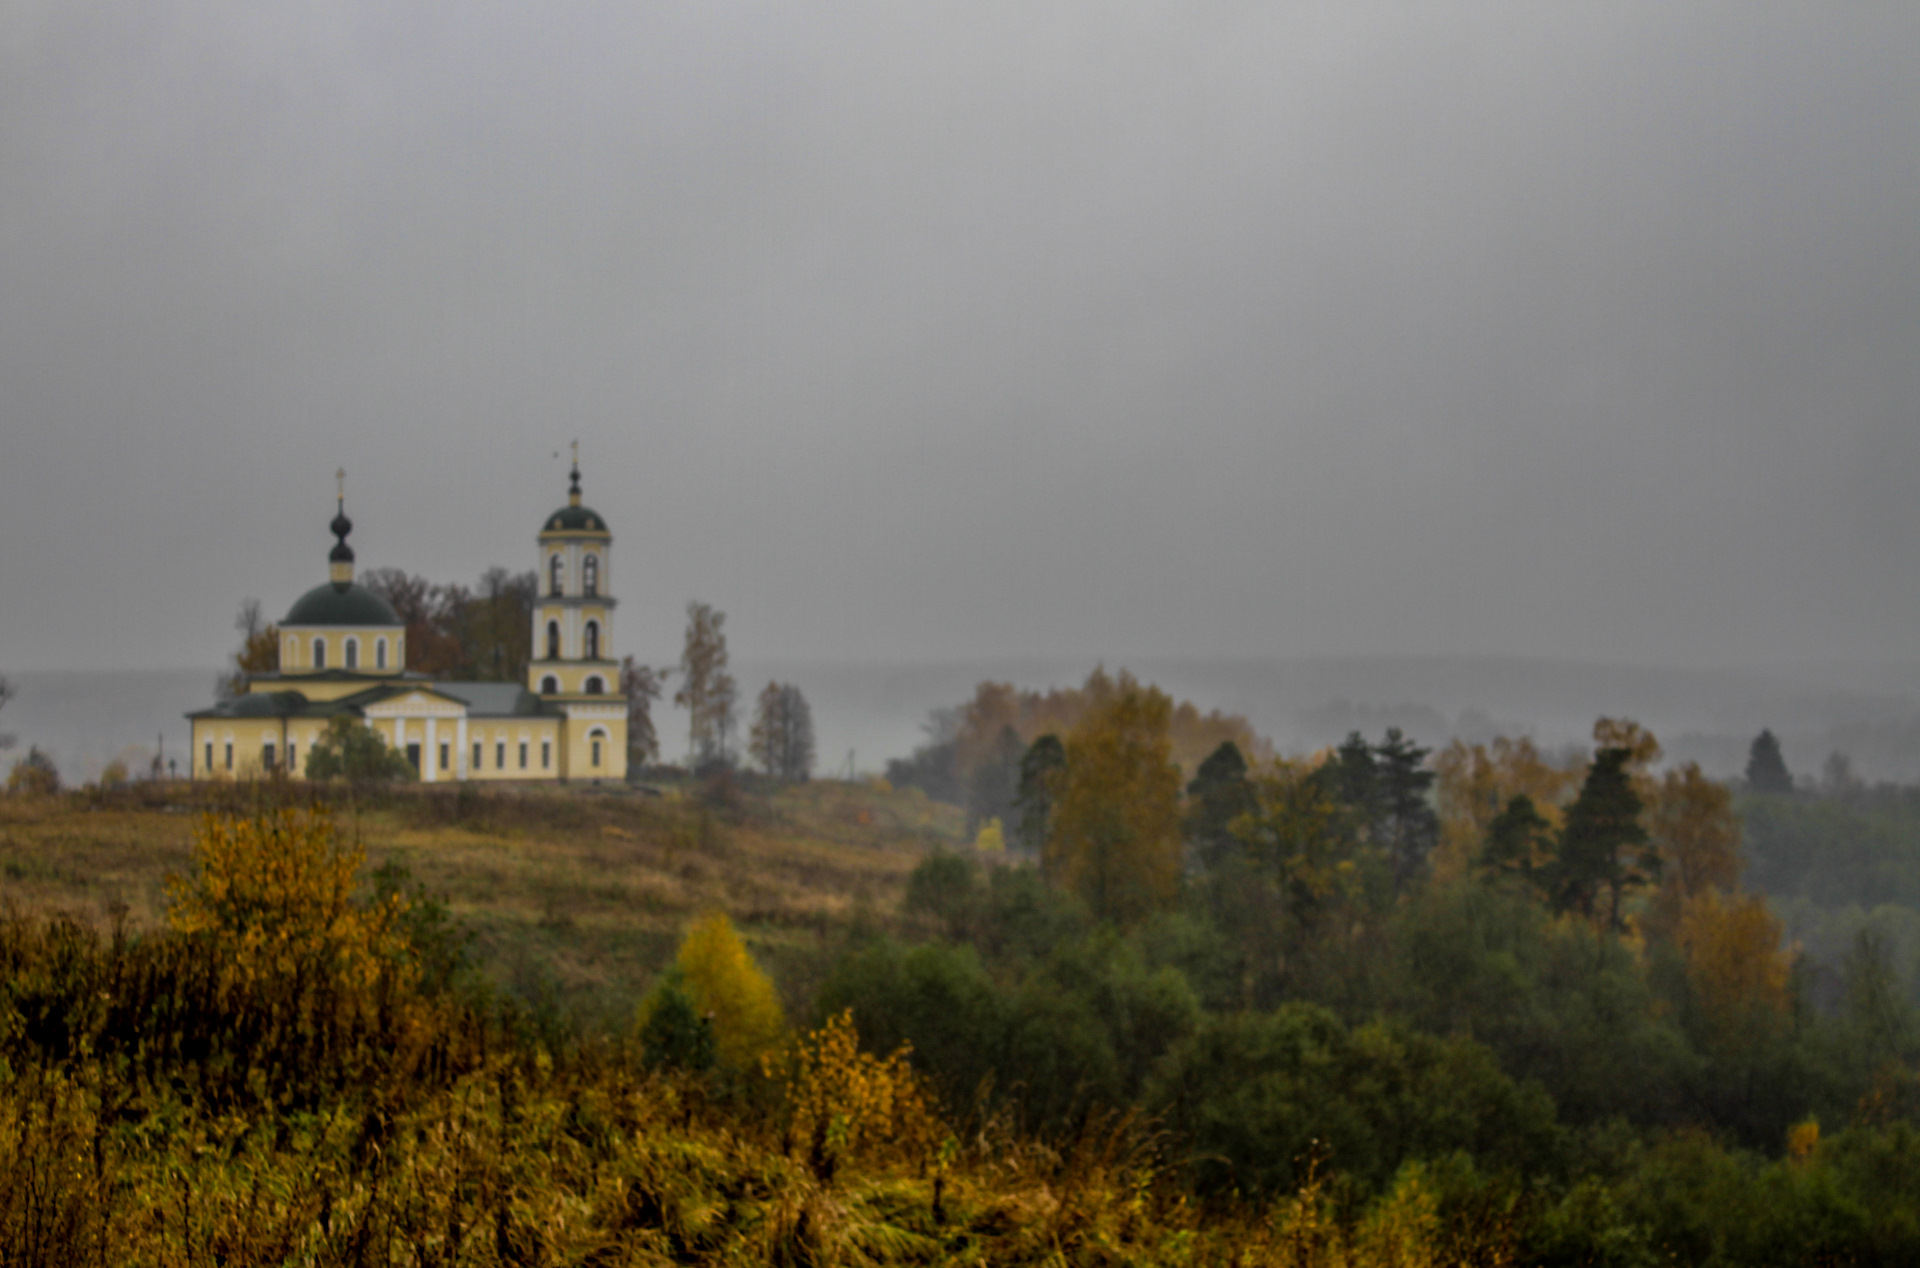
[187,459,628,783]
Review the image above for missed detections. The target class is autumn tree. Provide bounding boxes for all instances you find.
[217,598,280,701]
[620,656,669,767]
[1675,888,1792,1061]
[1042,670,1183,926]
[675,601,737,768]
[1433,736,1584,879]
[1746,729,1794,794]
[1554,747,1656,928]
[661,912,786,1073]
[749,681,815,781]
[1646,761,1742,937]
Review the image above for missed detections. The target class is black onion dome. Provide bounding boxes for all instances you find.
[543,504,609,533]
[284,582,402,626]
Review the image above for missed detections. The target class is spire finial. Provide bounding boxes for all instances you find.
[568,440,582,506]
[328,468,355,588]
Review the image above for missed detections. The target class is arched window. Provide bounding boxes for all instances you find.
[584,620,600,660]
[344,637,358,669]
[313,637,326,670]
[584,675,604,695]
[549,554,564,596]
[583,554,599,597]
[546,620,561,660]
[376,637,387,669]
[540,675,558,694]
[589,728,608,768]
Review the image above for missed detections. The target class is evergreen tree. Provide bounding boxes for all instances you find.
[1554,747,1655,928]
[1185,740,1254,866]
[1478,793,1552,893]
[1013,734,1066,854]
[1745,729,1794,794]
[1375,727,1440,889]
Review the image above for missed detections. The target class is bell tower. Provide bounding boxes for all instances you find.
[529,442,617,700]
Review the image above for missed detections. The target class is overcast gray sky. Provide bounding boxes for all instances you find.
[2,2,1916,674]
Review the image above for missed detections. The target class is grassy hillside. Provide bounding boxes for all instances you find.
[0,776,965,1029]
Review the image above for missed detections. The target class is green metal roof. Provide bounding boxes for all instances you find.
[542,504,609,534]
[283,581,402,626]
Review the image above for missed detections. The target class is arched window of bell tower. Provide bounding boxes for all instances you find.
[546,620,561,660]
[549,554,564,597]
[584,620,600,660]
[583,554,599,597]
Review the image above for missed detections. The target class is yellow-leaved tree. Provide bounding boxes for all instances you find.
[167,807,408,991]
[1646,761,1743,938]
[1431,736,1584,880]
[1677,888,1793,1059]
[672,912,787,1073]
[1043,670,1183,926]
[780,1010,943,1182]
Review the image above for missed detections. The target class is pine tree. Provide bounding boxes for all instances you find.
[1554,747,1656,928]
[1014,734,1065,854]
[1478,793,1552,893]
[1745,729,1794,794]
[1185,740,1254,866]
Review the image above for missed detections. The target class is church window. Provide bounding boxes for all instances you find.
[550,555,564,596]
[289,743,297,771]
[439,742,449,771]
[546,621,560,660]
[518,741,528,770]
[345,638,358,669]
[497,740,506,768]
[542,739,551,769]
[592,738,602,767]
[376,638,388,669]
[313,637,326,669]
[584,675,604,695]
[540,674,558,694]
[224,742,233,771]
[472,741,482,770]
[204,742,213,773]
[584,620,600,660]
[583,554,599,597]
[263,741,276,770]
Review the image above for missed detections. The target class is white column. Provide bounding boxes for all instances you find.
[456,716,469,781]
[425,716,438,783]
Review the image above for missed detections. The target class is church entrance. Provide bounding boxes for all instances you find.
[406,742,421,772]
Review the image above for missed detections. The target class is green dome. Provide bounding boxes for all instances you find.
[543,504,609,533]
[284,581,402,627]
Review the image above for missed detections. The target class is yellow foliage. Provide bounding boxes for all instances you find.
[1787,1118,1820,1163]
[1045,670,1184,926]
[777,1009,943,1180]
[1263,1163,1466,1268]
[674,912,787,1072]
[1647,762,1743,936]
[166,808,408,992]
[951,667,1271,784]
[974,817,1006,852]
[1432,736,1584,881]
[1677,889,1792,1056]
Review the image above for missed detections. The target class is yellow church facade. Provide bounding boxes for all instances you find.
[188,461,628,783]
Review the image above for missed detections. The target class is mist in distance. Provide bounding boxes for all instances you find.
[2,2,1917,773]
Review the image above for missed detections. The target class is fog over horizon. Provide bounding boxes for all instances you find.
[3,4,1918,690]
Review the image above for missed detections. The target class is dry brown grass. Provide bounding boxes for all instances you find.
[0,777,968,1026]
